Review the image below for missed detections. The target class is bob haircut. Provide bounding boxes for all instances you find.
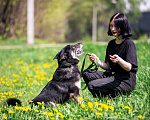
[107,13,132,38]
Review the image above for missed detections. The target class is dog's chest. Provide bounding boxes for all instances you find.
[53,65,80,81]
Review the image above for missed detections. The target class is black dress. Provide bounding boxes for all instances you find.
[82,38,138,97]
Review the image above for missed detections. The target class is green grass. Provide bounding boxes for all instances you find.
[0,41,149,120]
[0,37,51,45]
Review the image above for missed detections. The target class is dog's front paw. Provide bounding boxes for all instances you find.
[70,93,84,104]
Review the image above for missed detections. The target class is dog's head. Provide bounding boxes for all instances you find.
[54,42,84,66]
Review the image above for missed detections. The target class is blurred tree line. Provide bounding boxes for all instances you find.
[0,0,142,43]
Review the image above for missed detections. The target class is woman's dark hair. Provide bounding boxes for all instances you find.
[107,13,132,38]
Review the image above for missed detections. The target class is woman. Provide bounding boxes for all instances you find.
[82,13,138,98]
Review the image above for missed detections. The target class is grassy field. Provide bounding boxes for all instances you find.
[0,41,149,120]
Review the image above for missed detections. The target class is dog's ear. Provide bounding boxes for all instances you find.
[53,48,65,61]
[53,51,60,60]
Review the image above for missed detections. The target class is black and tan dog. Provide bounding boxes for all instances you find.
[5,42,84,107]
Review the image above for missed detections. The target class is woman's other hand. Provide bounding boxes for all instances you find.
[109,54,132,71]
[109,54,120,63]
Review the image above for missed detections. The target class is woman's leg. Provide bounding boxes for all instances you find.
[82,69,132,98]
[88,77,133,98]
[87,76,118,97]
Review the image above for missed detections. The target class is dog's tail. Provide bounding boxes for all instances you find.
[4,98,22,106]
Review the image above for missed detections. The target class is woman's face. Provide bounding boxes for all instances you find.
[110,19,119,37]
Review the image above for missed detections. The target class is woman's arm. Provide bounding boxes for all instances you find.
[88,53,110,70]
[109,54,132,71]
[97,61,110,70]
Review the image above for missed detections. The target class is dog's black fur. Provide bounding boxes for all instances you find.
[5,42,84,106]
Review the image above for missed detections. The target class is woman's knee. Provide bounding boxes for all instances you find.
[88,82,93,90]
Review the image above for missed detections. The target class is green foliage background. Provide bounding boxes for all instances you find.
[0,0,143,42]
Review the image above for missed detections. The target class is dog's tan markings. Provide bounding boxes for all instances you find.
[75,80,81,90]
[71,51,76,59]
[49,101,56,107]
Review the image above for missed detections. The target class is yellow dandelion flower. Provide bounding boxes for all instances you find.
[78,97,83,101]
[107,100,110,103]
[21,106,31,111]
[37,102,42,105]
[13,74,17,78]
[42,105,45,110]
[50,117,55,120]
[48,112,53,116]
[30,65,33,68]
[57,112,62,116]
[3,114,7,119]
[68,119,72,120]
[100,103,108,110]
[81,104,85,108]
[79,119,83,120]
[118,112,121,114]
[143,93,146,95]
[43,111,48,115]
[88,102,93,109]
[1,95,6,98]
[124,106,130,110]
[8,110,15,114]
[96,112,102,116]
[114,112,117,115]
[138,115,144,119]
[19,93,22,97]
[109,106,114,110]
[60,115,65,118]
[34,110,39,113]
[143,46,145,49]
[29,100,33,103]
[30,92,33,95]
[14,106,20,110]
[86,97,89,99]
[97,107,102,111]
[57,104,60,106]
[53,109,58,113]
[40,115,43,118]
[40,81,43,84]
[13,80,17,83]
[36,71,39,74]
[26,107,31,111]
[94,102,98,107]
